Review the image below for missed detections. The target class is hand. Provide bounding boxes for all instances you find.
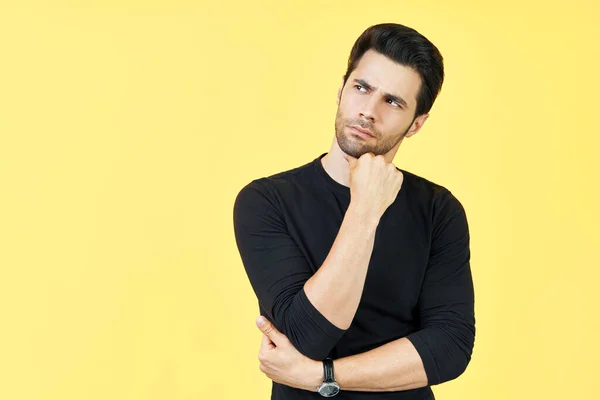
[255,316,323,392]
[345,152,404,219]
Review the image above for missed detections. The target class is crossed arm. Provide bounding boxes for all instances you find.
[332,336,427,391]
[234,181,475,392]
[256,314,428,392]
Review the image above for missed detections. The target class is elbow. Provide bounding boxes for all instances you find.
[286,331,333,361]
[269,288,346,361]
[276,306,340,360]
[271,311,336,360]
[434,327,475,384]
[423,343,473,386]
[411,322,475,386]
[439,347,473,383]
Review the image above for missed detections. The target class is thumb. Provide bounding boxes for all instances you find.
[256,316,284,345]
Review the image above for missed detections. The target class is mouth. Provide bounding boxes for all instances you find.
[348,125,375,138]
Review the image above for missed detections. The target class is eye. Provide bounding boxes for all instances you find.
[387,99,401,108]
[354,85,367,92]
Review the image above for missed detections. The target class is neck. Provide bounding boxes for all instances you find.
[321,139,352,187]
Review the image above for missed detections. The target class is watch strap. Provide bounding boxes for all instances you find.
[323,358,335,382]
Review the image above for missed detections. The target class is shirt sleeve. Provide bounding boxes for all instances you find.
[233,179,347,360]
[405,188,476,385]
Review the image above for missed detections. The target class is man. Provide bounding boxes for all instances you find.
[233,23,475,399]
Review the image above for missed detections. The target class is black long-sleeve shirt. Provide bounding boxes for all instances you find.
[233,153,475,400]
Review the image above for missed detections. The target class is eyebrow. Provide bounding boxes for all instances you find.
[353,78,409,108]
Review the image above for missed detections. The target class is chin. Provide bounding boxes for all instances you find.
[336,131,380,158]
[340,145,369,159]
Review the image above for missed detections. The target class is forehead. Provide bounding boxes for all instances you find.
[350,49,422,108]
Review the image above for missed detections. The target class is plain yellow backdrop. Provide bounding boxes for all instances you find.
[1,1,598,399]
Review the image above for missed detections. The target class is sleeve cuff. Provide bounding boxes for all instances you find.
[297,287,347,339]
[405,332,441,385]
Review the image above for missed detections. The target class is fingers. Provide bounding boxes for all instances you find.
[261,333,275,351]
[348,157,358,169]
[258,333,274,374]
[256,316,284,345]
[262,333,273,346]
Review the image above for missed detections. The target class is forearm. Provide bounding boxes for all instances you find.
[333,337,427,392]
[304,202,380,330]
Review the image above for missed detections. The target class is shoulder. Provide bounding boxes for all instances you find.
[398,168,457,202]
[235,159,317,202]
[234,158,317,212]
[397,169,469,247]
[398,168,466,219]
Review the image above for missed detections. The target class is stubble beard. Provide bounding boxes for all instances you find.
[334,108,410,159]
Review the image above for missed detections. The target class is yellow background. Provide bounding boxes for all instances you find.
[1,1,598,399]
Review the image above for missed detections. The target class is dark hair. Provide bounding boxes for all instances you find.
[343,23,444,117]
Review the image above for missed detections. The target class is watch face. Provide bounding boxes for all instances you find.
[318,383,340,397]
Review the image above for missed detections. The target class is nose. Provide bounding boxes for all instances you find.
[359,95,378,123]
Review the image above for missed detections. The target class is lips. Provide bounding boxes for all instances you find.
[349,125,375,138]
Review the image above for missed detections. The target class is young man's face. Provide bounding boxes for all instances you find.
[335,49,429,159]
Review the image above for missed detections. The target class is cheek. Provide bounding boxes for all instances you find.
[389,114,409,128]
[336,106,351,125]
[379,118,405,137]
[340,95,362,114]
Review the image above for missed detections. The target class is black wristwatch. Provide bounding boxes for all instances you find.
[316,358,340,397]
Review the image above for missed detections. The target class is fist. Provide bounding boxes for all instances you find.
[345,153,404,219]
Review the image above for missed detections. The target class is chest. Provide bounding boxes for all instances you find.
[282,191,431,313]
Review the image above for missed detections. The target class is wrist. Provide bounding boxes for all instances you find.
[310,359,324,391]
[347,202,381,228]
[315,358,341,396]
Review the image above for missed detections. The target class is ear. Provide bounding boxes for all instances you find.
[336,76,345,106]
[405,113,429,138]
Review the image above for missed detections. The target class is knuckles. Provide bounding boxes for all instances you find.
[262,327,273,336]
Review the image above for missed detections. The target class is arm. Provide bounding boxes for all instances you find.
[310,190,476,391]
[256,315,426,392]
[233,180,380,360]
[303,200,379,330]
[332,336,427,391]
[404,189,475,385]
